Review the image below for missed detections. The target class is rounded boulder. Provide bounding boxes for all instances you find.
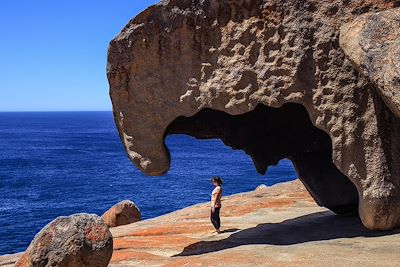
[15,213,113,267]
[102,200,141,228]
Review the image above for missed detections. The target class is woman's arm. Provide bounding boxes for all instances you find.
[211,187,221,212]
[211,197,216,212]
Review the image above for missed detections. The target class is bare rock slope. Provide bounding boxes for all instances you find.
[95,181,400,266]
[107,0,400,230]
[1,181,400,266]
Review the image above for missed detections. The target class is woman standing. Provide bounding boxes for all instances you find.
[210,176,223,234]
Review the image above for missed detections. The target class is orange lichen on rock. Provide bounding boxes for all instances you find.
[14,214,112,267]
[102,180,400,266]
[126,224,211,237]
[113,235,196,250]
[222,199,297,217]
[111,250,163,263]
[2,180,400,267]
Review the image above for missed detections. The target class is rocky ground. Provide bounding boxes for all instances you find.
[1,180,399,266]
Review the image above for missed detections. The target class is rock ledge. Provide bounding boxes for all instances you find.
[3,180,398,266]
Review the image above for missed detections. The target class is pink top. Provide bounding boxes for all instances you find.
[211,186,222,208]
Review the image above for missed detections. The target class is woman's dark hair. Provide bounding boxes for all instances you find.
[212,176,223,185]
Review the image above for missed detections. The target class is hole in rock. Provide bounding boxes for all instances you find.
[164,135,296,198]
[134,136,297,221]
[165,103,359,215]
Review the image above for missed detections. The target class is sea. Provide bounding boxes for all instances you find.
[0,112,296,255]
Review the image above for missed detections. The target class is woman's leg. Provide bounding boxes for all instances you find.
[215,207,221,230]
[211,208,221,230]
[210,209,217,229]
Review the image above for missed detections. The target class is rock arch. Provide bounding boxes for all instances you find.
[107,0,400,230]
[165,103,359,215]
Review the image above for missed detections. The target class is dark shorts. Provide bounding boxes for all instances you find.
[211,207,221,229]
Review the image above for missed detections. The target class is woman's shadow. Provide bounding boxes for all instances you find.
[173,211,400,257]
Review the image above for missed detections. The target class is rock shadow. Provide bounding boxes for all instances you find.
[173,211,400,257]
[220,228,240,234]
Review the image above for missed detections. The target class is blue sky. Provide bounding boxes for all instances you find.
[0,1,159,111]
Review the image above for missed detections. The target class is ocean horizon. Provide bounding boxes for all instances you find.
[0,111,296,255]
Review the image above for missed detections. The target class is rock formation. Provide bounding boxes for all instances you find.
[340,7,400,118]
[107,0,400,230]
[255,184,268,191]
[102,200,141,228]
[15,214,113,267]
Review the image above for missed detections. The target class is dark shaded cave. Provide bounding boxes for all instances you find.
[165,103,359,215]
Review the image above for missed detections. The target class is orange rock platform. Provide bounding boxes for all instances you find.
[1,180,399,266]
[110,180,400,266]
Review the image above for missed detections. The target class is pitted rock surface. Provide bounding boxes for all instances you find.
[107,0,400,230]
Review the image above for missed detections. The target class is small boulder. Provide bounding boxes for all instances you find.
[102,200,141,228]
[15,214,112,267]
[255,184,268,191]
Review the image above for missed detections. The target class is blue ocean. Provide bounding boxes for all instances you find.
[0,112,296,255]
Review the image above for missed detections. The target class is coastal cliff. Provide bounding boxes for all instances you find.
[2,180,399,266]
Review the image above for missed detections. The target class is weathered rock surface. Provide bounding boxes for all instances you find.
[255,184,267,191]
[3,181,400,266]
[107,0,400,230]
[14,214,112,267]
[340,7,400,118]
[0,253,22,267]
[102,200,141,228]
[109,181,400,266]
